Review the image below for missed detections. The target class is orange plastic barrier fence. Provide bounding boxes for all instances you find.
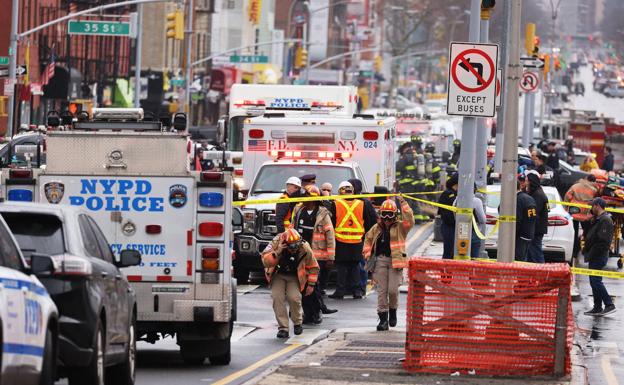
[404,258,573,377]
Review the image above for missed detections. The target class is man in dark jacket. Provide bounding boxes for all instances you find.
[526,172,548,263]
[602,146,614,172]
[546,142,560,170]
[438,173,458,259]
[348,178,378,296]
[583,198,617,316]
[516,179,537,262]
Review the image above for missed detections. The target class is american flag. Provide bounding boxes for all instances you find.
[41,51,55,86]
[248,139,267,152]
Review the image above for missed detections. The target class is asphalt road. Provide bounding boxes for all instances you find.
[571,66,624,124]
[54,223,432,385]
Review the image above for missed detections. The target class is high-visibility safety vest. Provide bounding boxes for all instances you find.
[335,199,365,244]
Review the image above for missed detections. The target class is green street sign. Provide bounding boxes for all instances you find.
[359,70,374,77]
[0,57,9,65]
[229,55,269,64]
[68,20,131,36]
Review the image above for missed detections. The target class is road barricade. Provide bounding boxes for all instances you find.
[404,258,573,377]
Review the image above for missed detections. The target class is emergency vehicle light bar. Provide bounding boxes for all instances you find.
[92,108,144,121]
[269,150,351,160]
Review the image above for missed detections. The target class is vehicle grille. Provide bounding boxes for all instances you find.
[261,210,277,236]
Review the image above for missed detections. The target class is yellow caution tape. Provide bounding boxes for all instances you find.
[472,216,499,240]
[455,208,473,216]
[550,200,624,214]
[232,192,399,207]
[498,215,516,222]
[471,258,624,279]
[403,190,445,196]
[401,194,460,213]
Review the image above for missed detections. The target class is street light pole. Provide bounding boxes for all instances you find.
[498,0,523,263]
[184,0,194,127]
[133,4,144,108]
[452,0,481,260]
[5,0,20,138]
[494,0,511,173]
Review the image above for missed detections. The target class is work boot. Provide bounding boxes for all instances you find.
[328,292,344,299]
[389,309,398,327]
[277,330,289,339]
[321,306,338,314]
[294,325,303,335]
[377,312,389,331]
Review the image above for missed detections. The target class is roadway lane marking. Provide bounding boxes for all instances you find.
[601,354,620,385]
[406,222,433,250]
[210,343,301,385]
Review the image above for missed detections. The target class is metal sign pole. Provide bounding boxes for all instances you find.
[452,0,481,260]
[5,0,20,138]
[498,0,523,263]
[133,5,143,108]
[494,0,511,173]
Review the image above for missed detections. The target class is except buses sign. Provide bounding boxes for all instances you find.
[446,42,499,118]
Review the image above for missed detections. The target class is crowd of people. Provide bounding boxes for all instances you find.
[261,174,415,338]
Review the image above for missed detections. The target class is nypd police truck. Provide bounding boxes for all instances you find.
[1,108,236,365]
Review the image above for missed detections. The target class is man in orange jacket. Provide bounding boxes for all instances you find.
[564,174,599,258]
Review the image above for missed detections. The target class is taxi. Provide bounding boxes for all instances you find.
[0,214,58,385]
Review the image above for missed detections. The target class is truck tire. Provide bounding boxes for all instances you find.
[39,328,55,385]
[209,342,231,366]
[106,315,136,385]
[179,343,206,366]
[68,321,105,385]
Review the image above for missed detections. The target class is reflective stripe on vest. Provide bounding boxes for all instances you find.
[335,199,365,243]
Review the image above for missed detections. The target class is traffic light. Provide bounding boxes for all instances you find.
[525,23,536,56]
[533,35,540,55]
[481,0,495,8]
[542,53,550,74]
[166,9,184,40]
[294,47,307,69]
[374,55,382,72]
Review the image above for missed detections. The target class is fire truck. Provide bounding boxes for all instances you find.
[567,110,624,171]
[234,113,396,282]
[1,108,236,365]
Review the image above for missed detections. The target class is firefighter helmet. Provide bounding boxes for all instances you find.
[411,135,423,144]
[281,228,302,248]
[379,199,398,220]
[304,185,321,197]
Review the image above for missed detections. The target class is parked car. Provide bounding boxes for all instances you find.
[484,184,574,263]
[603,85,624,98]
[0,132,46,169]
[0,212,58,385]
[0,202,141,385]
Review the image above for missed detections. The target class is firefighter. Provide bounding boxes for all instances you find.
[396,143,416,194]
[329,181,367,299]
[425,142,441,187]
[449,139,461,173]
[411,135,424,154]
[276,176,303,233]
[410,151,429,222]
[261,228,320,338]
[291,185,337,324]
[363,196,414,331]
[565,174,599,259]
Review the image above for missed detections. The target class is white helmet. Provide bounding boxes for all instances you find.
[286,176,302,187]
[338,181,353,190]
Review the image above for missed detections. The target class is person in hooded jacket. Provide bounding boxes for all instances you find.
[526,171,548,263]
[437,173,458,259]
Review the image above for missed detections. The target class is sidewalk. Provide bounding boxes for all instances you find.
[247,329,586,385]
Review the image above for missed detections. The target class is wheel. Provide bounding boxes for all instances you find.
[180,343,206,366]
[39,328,55,385]
[106,315,136,385]
[68,321,105,385]
[209,343,231,366]
[234,265,250,284]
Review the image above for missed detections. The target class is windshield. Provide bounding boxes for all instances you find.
[227,116,247,152]
[1,212,65,259]
[487,190,559,210]
[251,165,356,194]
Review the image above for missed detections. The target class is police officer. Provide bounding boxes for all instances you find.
[291,185,337,323]
[262,228,319,338]
[276,176,303,233]
[516,177,537,262]
[526,171,548,263]
[301,174,316,188]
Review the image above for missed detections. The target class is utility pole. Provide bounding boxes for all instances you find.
[475,4,492,259]
[453,0,481,260]
[5,0,20,138]
[498,0,523,263]
[133,5,144,108]
[494,0,511,173]
[184,0,194,128]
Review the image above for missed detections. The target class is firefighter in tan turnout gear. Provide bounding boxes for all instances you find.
[262,228,320,338]
[363,196,415,331]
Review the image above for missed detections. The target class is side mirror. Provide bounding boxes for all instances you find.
[117,249,142,268]
[30,253,55,277]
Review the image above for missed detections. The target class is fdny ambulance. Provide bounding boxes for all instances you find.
[234,113,396,281]
[1,108,236,365]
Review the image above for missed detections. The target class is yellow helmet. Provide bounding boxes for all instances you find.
[281,228,302,246]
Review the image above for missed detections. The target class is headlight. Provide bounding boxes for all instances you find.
[234,177,245,189]
[243,209,256,233]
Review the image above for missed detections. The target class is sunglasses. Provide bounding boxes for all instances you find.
[380,211,396,219]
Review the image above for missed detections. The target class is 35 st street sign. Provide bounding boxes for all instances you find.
[68,20,132,37]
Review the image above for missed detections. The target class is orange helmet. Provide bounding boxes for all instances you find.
[379,199,398,220]
[304,185,321,197]
[281,228,302,248]
[591,169,608,183]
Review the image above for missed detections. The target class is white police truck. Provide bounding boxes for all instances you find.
[1,108,236,365]
[0,214,58,385]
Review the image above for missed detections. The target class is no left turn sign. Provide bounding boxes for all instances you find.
[447,42,499,118]
[520,71,540,93]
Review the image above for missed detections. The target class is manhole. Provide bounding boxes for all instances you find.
[321,340,405,369]
[346,340,405,349]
